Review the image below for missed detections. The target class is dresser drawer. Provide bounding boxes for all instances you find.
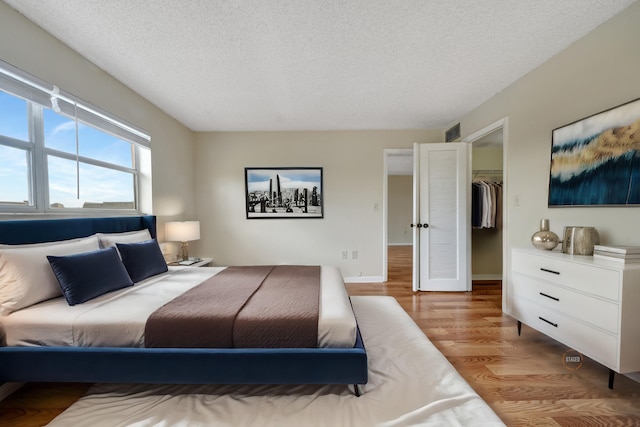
[512,273,619,334]
[512,250,620,301]
[511,296,618,369]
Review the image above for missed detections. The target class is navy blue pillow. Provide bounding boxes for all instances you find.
[116,239,168,283]
[47,247,134,306]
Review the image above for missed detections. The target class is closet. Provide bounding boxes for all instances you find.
[471,135,503,282]
[472,170,502,229]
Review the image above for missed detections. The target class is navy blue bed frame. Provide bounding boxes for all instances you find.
[0,216,367,393]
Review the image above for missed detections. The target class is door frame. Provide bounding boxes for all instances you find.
[462,117,508,307]
[382,148,413,282]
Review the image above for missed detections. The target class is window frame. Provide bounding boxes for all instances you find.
[0,60,150,215]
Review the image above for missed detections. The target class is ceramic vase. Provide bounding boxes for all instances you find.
[531,219,560,250]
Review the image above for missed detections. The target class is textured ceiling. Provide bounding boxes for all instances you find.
[3,0,637,132]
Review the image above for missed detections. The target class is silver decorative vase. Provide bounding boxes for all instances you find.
[531,219,560,250]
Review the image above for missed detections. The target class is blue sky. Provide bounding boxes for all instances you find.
[1,90,134,208]
[246,169,322,193]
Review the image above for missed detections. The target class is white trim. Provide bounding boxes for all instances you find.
[462,118,506,144]
[412,143,420,292]
[625,372,640,384]
[344,275,384,283]
[0,382,24,402]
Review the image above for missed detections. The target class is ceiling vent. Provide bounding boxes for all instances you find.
[445,123,461,142]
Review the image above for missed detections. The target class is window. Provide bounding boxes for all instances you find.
[0,60,150,213]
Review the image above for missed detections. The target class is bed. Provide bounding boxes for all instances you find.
[0,216,367,394]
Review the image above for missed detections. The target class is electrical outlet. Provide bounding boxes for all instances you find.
[352,250,358,260]
[342,250,348,260]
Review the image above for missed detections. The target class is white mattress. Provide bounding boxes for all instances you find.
[1,265,356,348]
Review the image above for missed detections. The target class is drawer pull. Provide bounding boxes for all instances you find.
[540,268,560,275]
[539,292,559,302]
[539,316,558,327]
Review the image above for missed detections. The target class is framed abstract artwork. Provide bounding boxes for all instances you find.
[548,98,640,206]
[245,167,323,219]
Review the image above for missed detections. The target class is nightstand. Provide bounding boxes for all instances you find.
[168,257,213,267]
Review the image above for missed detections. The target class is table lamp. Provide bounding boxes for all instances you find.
[165,221,200,261]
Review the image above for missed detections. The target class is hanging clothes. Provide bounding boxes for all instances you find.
[471,180,502,229]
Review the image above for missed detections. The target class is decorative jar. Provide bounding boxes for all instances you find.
[531,219,560,250]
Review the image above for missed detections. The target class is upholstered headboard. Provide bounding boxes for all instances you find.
[0,216,156,245]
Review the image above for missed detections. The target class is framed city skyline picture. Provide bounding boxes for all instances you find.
[548,98,640,207]
[245,167,323,219]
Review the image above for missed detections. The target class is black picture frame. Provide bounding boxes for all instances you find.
[245,167,324,219]
[548,98,640,207]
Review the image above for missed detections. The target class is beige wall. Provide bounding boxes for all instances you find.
[472,148,503,172]
[387,175,413,245]
[458,3,640,288]
[0,2,197,243]
[194,130,441,280]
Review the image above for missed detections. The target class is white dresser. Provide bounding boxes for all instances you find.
[509,247,640,387]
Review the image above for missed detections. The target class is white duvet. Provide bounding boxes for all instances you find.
[1,265,356,348]
[44,296,505,427]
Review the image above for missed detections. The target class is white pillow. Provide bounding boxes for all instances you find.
[0,235,100,316]
[0,235,97,248]
[97,229,152,248]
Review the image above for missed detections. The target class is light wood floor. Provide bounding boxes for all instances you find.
[350,245,640,426]
[1,245,639,426]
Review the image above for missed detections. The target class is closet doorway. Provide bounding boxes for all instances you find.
[463,118,507,292]
[469,129,504,284]
[383,149,413,283]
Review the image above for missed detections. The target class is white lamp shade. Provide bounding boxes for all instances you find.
[165,221,200,242]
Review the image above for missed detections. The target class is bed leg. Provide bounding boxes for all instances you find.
[353,384,362,397]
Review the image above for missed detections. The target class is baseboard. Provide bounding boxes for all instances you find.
[472,274,502,281]
[347,274,501,284]
[344,276,384,283]
[388,243,412,247]
[0,382,24,402]
[625,372,640,384]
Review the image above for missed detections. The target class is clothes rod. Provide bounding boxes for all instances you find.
[472,169,503,174]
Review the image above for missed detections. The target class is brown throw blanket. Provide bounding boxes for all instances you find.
[144,265,320,348]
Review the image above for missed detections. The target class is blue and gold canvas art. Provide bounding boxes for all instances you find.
[549,98,640,206]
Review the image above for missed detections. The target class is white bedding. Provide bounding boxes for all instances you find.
[2,265,356,348]
[44,297,505,427]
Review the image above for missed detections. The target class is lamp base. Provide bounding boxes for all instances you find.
[180,241,190,261]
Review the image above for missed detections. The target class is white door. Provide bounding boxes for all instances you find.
[412,142,471,291]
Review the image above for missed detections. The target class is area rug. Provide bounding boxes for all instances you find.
[46,296,504,427]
